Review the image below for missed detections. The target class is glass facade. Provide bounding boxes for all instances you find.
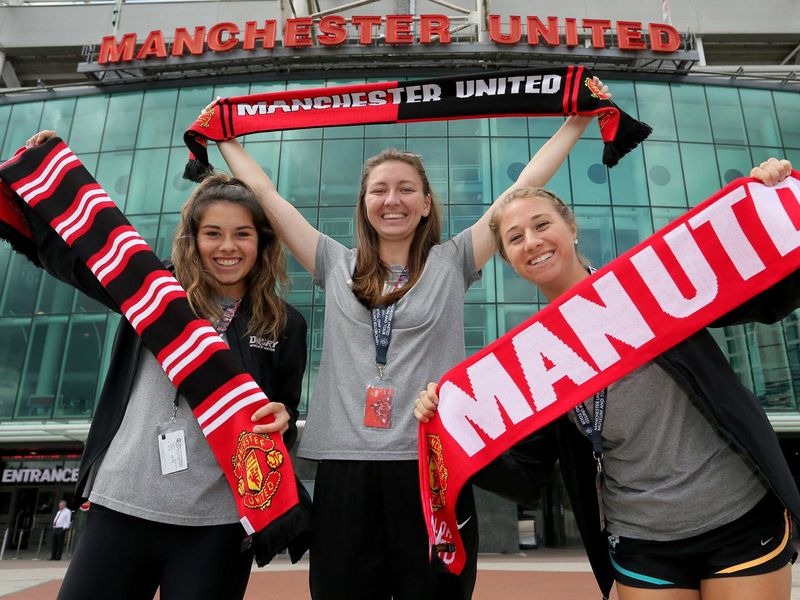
[0,77,799,421]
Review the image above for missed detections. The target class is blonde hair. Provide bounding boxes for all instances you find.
[172,173,289,339]
[489,187,589,267]
[351,149,442,309]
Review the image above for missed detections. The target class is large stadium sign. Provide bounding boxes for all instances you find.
[97,14,682,64]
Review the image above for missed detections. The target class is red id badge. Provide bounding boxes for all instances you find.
[364,378,395,429]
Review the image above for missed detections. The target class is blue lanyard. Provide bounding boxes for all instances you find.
[370,267,408,377]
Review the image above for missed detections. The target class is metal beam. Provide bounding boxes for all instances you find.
[311,0,379,18]
[0,52,21,89]
[769,413,800,433]
[0,422,90,444]
[428,0,471,15]
[780,42,800,66]
[111,0,124,34]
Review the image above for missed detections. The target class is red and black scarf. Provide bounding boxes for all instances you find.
[420,171,800,574]
[0,138,308,564]
[183,66,651,181]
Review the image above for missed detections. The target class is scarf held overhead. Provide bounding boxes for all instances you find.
[183,66,651,181]
[421,171,800,575]
[0,138,306,562]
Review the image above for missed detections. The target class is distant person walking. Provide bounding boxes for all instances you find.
[50,500,71,561]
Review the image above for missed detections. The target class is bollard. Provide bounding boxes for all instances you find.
[36,528,45,559]
[14,529,25,559]
[0,528,8,561]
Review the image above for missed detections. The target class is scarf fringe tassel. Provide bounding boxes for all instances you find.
[250,484,312,567]
[603,111,653,168]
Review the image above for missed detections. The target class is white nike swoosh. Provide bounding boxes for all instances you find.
[457,516,472,530]
[761,537,774,546]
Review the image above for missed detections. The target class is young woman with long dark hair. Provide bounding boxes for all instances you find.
[22,130,308,600]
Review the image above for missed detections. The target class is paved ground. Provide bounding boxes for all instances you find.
[2,548,800,599]
[0,549,609,599]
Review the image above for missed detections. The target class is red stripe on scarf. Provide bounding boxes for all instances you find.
[194,80,403,138]
[121,269,186,333]
[570,66,584,114]
[157,319,229,385]
[420,172,800,575]
[87,225,150,286]
[53,184,116,246]
[13,144,80,207]
[562,66,574,114]
[196,373,261,426]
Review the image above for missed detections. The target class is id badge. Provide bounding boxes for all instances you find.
[157,419,188,475]
[364,378,395,429]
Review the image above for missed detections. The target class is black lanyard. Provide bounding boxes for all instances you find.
[573,388,607,531]
[572,388,606,457]
[370,267,408,378]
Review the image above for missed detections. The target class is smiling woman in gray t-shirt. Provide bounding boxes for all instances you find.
[217,106,599,599]
[413,170,800,600]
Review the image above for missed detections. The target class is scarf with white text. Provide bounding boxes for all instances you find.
[183,66,651,181]
[421,171,800,574]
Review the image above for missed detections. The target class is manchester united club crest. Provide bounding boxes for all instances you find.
[427,434,449,512]
[584,77,610,100]
[232,431,284,510]
[196,106,215,128]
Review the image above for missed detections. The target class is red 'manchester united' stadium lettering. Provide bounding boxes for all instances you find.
[97,14,682,64]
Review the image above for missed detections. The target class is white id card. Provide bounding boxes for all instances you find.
[157,419,188,475]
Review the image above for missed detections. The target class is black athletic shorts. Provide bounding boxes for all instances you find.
[608,492,796,590]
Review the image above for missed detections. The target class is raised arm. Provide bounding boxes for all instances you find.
[470,114,594,270]
[216,138,320,275]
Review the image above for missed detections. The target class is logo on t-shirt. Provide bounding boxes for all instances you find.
[249,336,278,351]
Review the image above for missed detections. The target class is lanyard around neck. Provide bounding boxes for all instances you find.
[573,388,608,531]
[371,266,409,378]
[572,388,606,457]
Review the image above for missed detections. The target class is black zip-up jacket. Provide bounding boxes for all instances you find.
[474,269,800,599]
[22,205,310,564]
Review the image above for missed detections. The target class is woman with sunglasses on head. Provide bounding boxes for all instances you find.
[210,78,609,600]
[416,158,800,600]
[19,130,308,600]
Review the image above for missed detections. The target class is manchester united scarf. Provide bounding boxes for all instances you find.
[421,171,800,574]
[0,138,307,564]
[183,66,651,181]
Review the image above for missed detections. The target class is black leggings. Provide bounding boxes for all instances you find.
[309,460,478,600]
[58,504,252,600]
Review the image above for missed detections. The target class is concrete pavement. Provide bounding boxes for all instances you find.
[2,548,800,599]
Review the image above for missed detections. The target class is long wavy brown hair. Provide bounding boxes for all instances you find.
[172,173,289,339]
[351,149,442,309]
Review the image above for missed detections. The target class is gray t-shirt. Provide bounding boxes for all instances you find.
[298,230,481,460]
[89,347,239,526]
[571,361,766,541]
